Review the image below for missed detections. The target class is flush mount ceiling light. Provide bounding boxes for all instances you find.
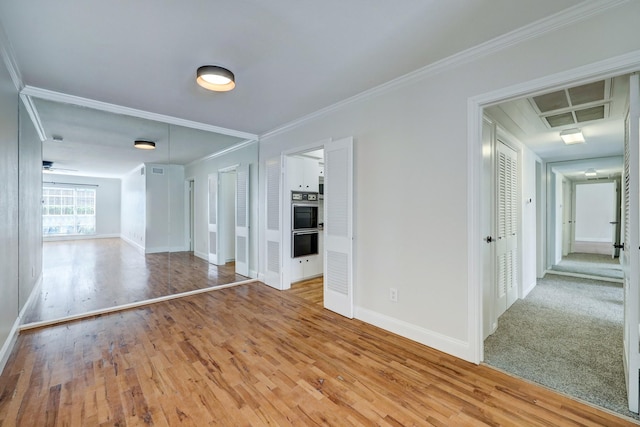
[560,128,585,145]
[585,168,597,177]
[196,65,235,92]
[134,140,156,150]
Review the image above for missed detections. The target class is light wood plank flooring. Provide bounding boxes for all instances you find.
[289,277,323,306]
[25,239,247,324]
[1,282,637,426]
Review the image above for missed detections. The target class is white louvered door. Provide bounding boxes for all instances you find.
[495,141,518,318]
[323,137,354,318]
[264,158,282,288]
[622,72,640,413]
[235,163,249,277]
[208,173,219,265]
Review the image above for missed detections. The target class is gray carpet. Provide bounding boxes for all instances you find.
[483,274,639,421]
[551,252,623,279]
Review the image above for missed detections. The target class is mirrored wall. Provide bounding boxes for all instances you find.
[21,97,258,324]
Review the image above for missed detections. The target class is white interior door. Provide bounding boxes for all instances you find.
[208,173,219,265]
[235,163,250,277]
[264,157,282,288]
[323,137,354,318]
[622,72,640,413]
[495,141,518,318]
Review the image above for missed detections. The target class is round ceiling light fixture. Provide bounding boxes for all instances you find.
[196,65,235,92]
[134,140,156,150]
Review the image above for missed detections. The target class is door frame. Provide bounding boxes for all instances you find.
[280,139,330,291]
[469,52,640,364]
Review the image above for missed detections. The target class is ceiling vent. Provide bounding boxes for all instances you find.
[531,79,610,128]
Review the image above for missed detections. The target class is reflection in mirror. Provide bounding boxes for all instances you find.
[22,97,258,325]
[168,125,258,295]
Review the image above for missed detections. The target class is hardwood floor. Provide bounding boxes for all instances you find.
[288,277,323,306]
[1,282,637,426]
[25,239,247,324]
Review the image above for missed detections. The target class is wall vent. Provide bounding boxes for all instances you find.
[152,167,164,175]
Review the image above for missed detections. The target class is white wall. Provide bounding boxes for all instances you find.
[121,165,146,251]
[144,163,185,253]
[554,172,565,264]
[0,57,20,370]
[520,143,539,297]
[0,57,42,373]
[42,174,121,240]
[575,182,615,242]
[184,142,258,277]
[573,181,616,255]
[258,1,640,362]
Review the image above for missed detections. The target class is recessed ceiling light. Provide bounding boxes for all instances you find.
[134,140,156,150]
[560,128,585,144]
[585,168,597,177]
[196,65,235,92]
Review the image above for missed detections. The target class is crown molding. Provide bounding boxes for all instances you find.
[20,85,259,141]
[261,0,629,141]
[186,139,257,168]
[19,94,47,141]
[0,21,23,91]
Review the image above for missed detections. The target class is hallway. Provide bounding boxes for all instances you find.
[484,273,634,420]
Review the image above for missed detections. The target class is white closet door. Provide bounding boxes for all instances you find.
[208,173,219,265]
[622,72,640,413]
[495,141,518,318]
[235,164,250,277]
[264,157,282,288]
[323,137,354,318]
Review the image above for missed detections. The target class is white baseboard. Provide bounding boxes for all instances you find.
[522,280,536,299]
[572,241,612,255]
[0,317,20,376]
[355,306,472,362]
[194,250,208,261]
[121,235,145,254]
[44,233,120,242]
[0,273,43,376]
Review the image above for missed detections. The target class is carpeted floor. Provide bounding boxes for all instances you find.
[551,252,623,279]
[483,274,638,421]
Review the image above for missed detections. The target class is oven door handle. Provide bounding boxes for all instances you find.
[293,229,319,235]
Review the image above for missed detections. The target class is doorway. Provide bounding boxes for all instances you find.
[478,73,633,416]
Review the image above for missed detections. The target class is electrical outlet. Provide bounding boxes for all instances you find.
[390,287,398,302]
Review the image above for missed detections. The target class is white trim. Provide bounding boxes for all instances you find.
[194,250,208,261]
[261,0,627,140]
[121,234,145,254]
[19,94,47,141]
[470,51,640,365]
[0,273,43,375]
[186,140,258,168]
[0,317,20,376]
[20,278,259,331]
[355,306,472,362]
[44,233,120,242]
[545,269,623,284]
[20,86,259,141]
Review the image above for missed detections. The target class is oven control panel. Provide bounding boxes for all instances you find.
[292,191,318,202]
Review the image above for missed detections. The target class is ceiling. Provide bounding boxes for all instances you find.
[37,99,246,178]
[1,1,612,178]
[485,75,629,181]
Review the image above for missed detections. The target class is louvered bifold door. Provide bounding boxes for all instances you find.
[264,158,282,289]
[495,141,518,317]
[235,163,250,277]
[622,72,640,413]
[323,137,354,318]
[208,173,219,265]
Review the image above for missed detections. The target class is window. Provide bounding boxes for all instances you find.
[43,186,96,236]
